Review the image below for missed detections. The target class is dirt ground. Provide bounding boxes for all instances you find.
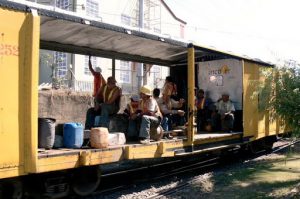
[174,141,300,199]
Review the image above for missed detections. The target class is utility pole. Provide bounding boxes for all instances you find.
[137,0,144,90]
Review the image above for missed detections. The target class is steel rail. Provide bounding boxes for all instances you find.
[74,139,298,198]
[146,139,300,199]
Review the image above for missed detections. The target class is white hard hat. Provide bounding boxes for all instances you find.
[95,67,102,73]
[222,92,229,96]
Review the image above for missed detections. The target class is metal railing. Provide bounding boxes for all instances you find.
[74,80,93,92]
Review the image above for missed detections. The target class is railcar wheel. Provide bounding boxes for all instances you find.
[0,180,23,199]
[12,181,23,199]
[249,136,277,154]
[263,136,277,152]
[0,183,3,199]
[71,166,101,196]
[249,140,264,154]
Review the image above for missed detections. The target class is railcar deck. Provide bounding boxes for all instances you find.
[37,131,243,159]
[195,131,243,139]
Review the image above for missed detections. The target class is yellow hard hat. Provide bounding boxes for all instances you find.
[140,85,152,96]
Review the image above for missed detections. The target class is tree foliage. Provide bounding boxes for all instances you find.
[40,50,69,89]
[258,65,300,136]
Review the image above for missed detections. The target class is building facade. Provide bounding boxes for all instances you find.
[33,0,186,94]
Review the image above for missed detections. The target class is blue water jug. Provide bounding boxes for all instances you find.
[63,123,83,148]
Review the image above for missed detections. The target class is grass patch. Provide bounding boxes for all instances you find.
[176,148,300,199]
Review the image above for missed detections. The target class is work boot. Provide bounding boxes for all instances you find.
[139,138,150,144]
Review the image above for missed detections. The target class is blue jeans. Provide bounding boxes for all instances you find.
[172,114,185,126]
[127,119,139,138]
[85,107,101,129]
[211,113,234,131]
[99,103,118,128]
[161,114,172,131]
[139,115,160,139]
[221,114,234,131]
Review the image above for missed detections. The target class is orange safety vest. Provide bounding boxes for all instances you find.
[128,101,139,114]
[196,97,206,110]
[102,85,118,103]
[140,100,148,113]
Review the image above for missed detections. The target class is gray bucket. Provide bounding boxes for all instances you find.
[38,118,56,149]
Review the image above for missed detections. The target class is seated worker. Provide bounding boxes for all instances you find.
[96,76,122,128]
[124,94,140,140]
[157,93,185,132]
[196,89,212,132]
[85,105,101,129]
[153,88,160,101]
[162,76,178,100]
[136,85,162,144]
[212,93,235,132]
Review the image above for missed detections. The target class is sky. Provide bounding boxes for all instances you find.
[164,0,300,65]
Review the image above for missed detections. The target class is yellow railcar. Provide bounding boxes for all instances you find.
[0,1,287,198]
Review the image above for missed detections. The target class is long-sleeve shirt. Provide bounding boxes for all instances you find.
[162,82,177,96]
[93,73,106,97]
[216,100,235,115]
[139,97,162,118]
[157,98,182,115]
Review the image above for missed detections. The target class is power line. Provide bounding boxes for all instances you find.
[99,10,300,44]
[121,0,131,14]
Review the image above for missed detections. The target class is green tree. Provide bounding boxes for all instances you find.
[40,51,68,89]
[258,63,300,136]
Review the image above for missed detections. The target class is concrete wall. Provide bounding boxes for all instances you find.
[38,90,93,131]
[38,90,130,133]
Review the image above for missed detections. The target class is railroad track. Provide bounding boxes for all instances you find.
[146,139,300,199]
[78,139,298,199]
[80,155,221,199]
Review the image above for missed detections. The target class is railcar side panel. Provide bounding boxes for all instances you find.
[257,66,277,138]
[243,61,259,138]
[243,61,283,140]
[37,154,80,173]
[0,7,39,178]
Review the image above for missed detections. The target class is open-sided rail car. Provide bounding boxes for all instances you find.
[0,1,287,198]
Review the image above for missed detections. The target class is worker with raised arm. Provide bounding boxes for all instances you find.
[89,55,106,97]
[84,56,106,129]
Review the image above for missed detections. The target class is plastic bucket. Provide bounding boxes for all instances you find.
[38,118,56,149]
[90,127,109,149]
